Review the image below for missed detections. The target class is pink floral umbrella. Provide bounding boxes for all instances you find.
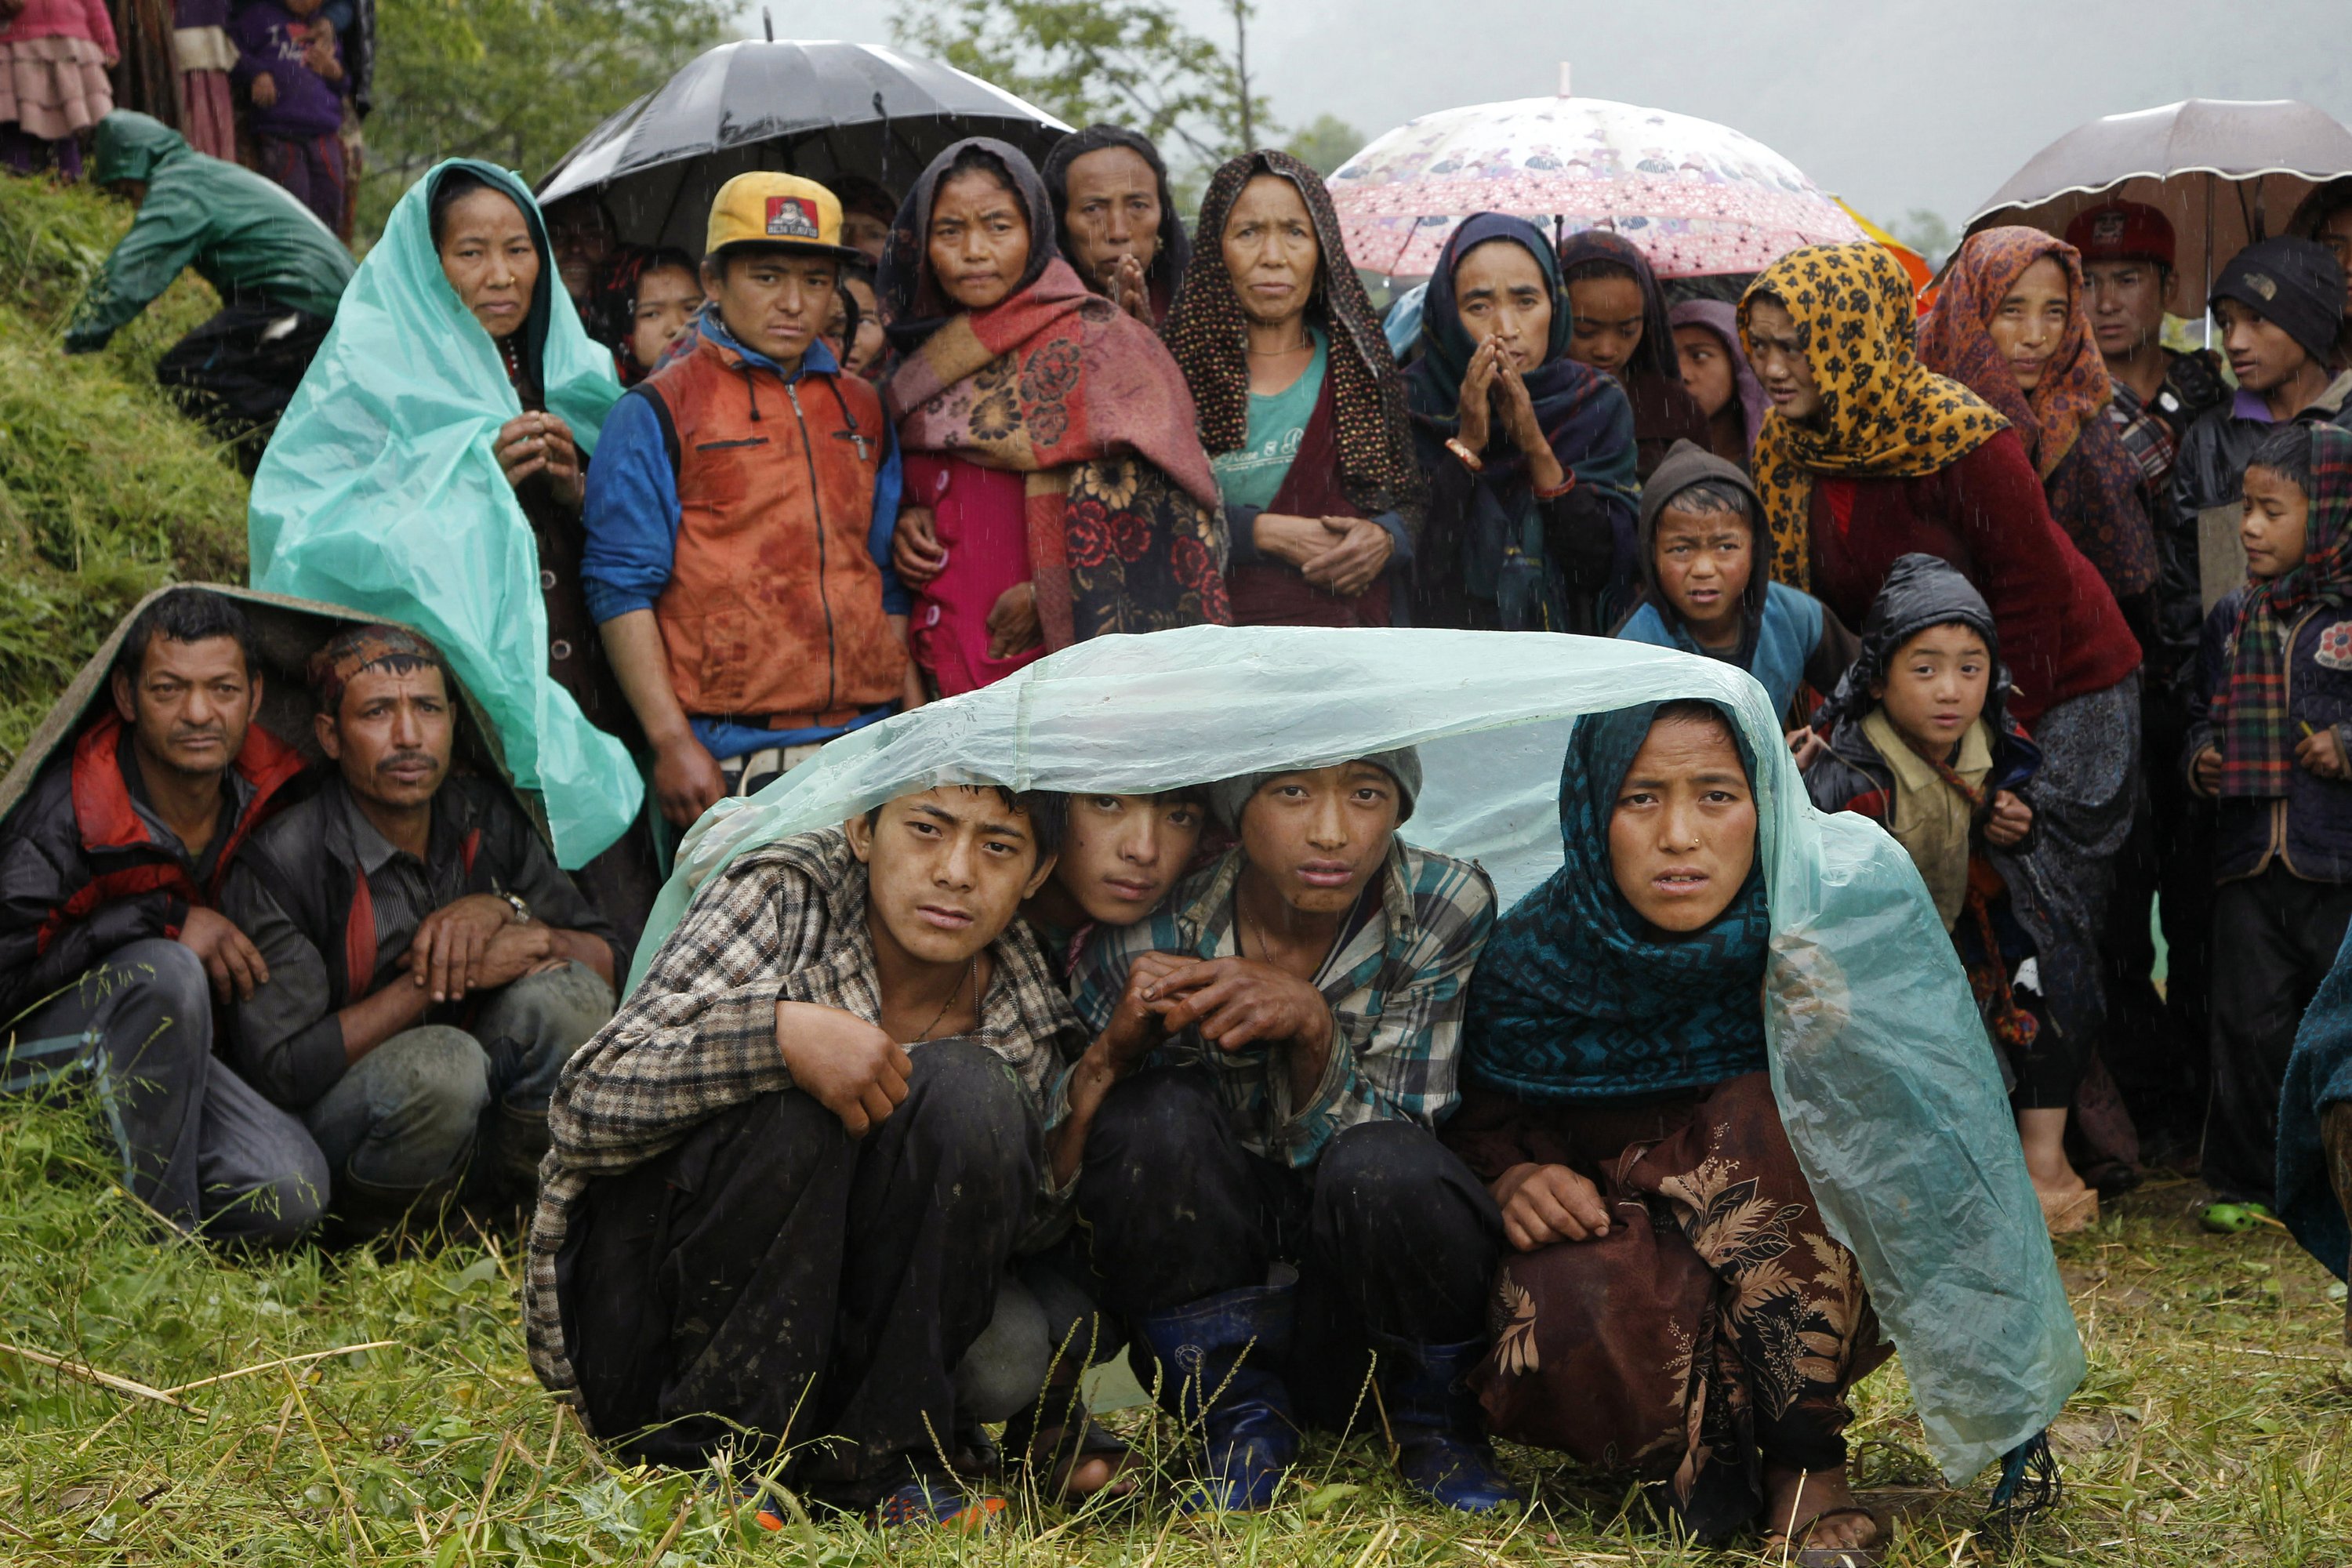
[1330,94,1867,281]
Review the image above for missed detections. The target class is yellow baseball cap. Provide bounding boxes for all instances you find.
[705,172,865,260]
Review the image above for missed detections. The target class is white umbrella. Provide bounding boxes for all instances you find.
[1327,89,1866,283]
[1965,98,2352,314]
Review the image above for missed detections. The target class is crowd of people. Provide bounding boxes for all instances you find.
[2,0,372,218]
[13,96,2352,1559]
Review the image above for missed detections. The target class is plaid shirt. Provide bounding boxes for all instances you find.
[2107,380,2179,488]
[524,829,1089,1405]
[1071,840,1494,1168]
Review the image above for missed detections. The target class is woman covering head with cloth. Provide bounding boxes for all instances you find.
[1163,148,1422,628]
[1555,229,1709,481]
[880,136,1230,698]
[1918,227,2161,634]
[1405,212,1640,633]
[1741,245,2144,1189]
[1041,123,1190,325]
[1448,699,1891,1559]
[249,159,644,887]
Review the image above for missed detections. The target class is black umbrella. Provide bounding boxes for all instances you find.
[535,38,1073,252]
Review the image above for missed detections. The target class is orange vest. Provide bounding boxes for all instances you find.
[636,333,906,723]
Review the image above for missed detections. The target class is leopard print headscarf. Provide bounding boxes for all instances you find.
[1738,243,2007,588]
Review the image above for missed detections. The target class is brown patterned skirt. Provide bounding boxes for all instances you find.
[1444,1073,1891,1542]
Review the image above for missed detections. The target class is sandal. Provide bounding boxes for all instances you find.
[1766,1504,1886,1567]
[2200,1201,2281,1235]
[873,1475,1007,1531]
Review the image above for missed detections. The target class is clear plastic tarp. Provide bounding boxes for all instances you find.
[636,624,2083,1485]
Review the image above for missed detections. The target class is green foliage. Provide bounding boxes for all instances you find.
[360,0,735,238]
[1285,114,1366,177]
[0,175,251,768]
[892,0,1275,174]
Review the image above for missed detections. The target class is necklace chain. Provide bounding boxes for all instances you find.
[912,956,975,1043]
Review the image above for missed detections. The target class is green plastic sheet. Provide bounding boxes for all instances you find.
[246,159,641,868]
[634,623,2083,1486]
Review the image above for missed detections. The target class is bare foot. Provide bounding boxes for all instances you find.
[1762,1461,1880,1555]
[1051,1445,1142,1501]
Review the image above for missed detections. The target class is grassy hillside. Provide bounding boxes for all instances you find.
[0,173,251,766]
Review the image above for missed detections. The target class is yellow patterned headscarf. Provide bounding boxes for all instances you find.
[1737,243,2009,588]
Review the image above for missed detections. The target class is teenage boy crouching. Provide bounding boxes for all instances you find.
[526,784,1083,1528]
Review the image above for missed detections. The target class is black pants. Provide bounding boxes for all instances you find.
[5,940,326,1247]
[2103,687,2216,1149]
[557,1040,1036,1505]
[2204,866,2352,1204]
[1074,1066,1501,1425]
[154,297,333,463]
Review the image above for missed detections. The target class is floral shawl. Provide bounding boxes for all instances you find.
[1916,227,2158,599]
[880,138,1230,648]
[1738,243,2009,590]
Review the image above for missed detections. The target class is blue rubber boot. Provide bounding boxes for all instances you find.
[1132,1279,1299,1513]
[1369,1332,1524,1512]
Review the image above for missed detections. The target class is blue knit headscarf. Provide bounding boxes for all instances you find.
[1462,699,1771,1102]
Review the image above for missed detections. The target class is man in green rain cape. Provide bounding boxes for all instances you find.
[67,111,354,464]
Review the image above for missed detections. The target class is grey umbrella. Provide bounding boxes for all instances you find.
[535,38,1073,252]
[1963,98,2352,321]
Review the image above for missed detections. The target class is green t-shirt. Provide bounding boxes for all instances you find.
[1209,326,1327,511]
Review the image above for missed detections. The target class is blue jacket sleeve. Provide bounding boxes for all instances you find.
[580,389,682,626]
[869,422,909,616]
[1225,503,1266,565]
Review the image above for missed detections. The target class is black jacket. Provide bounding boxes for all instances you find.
[218,774,621,1109]
[0,715,303,1022]
[2129,348,2230,690]
[2171,372,2352,550]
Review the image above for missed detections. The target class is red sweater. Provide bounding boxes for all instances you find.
[1809,428,2140,724]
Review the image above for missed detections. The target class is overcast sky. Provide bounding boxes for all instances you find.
[762,0,2351,227]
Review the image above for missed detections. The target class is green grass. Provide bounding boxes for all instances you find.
[2,1080,2347,1567]
[0,172,252,766]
